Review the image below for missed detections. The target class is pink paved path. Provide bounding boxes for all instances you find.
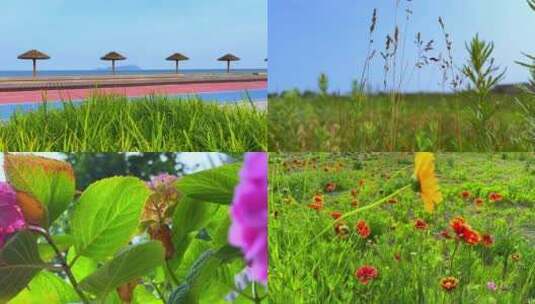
[0,80,267,104]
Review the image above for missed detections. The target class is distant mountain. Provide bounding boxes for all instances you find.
[492,83,533,94]
[96,65,142,71]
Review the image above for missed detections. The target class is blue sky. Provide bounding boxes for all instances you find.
[0,0,266,71]
[269,0,535,93]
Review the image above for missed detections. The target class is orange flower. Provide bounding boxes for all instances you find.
[489,192,503,202]
[351,188,358,197]
[325,182,336,193]
[308,195,324,210]
[481,233,493,247]
[414,153,443,213]
[329,211,343,220]
[474,197,484,207]
[440,276,459,292]
[355,265,378,285]
[355,220,371,239]
[460,190,471,199]
[359,179,366,187]
[414,218,428,230]
[394,252,401,262]
[351,198,359,208]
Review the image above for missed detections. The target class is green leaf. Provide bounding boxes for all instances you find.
[133,285,162,304]
[0,231,46,302]
[176,163,241,205]
[71,176,152,261]
[4,154,76,227]
[171,197,221,260]
[9,271,79,304]
[79,241,165,298]
[168,250,220,304]
[38,234,74,261]
[168,283,195,304]
[67,247,97,282]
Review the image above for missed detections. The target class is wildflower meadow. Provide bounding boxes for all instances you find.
[0,152,268,304]
[269,152,535,303]
[269,0,535,152]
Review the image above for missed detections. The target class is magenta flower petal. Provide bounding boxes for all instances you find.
[229,152,268,284]
[0,182,26,248]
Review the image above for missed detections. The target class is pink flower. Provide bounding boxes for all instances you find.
[0,182,26,248]
[229,153,268,284]
[487,281,497,291]
[147,173,178,191]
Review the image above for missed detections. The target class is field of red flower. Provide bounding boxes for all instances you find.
[269,153,535,303]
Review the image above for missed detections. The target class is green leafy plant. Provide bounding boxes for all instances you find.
[513,0,535,142]
[0,153,264,303]
[318,73,329,96]
[0,95,267,152]
[462,34,507,147]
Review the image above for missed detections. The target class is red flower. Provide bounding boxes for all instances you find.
[325,182,336,193]
[489,192,503,202]
[351,199,359,208]
[481,233,493,247]
[450,216,480,244]
[460,190,471,199]
[463,229,481,245]
[358,179,366,187]
[351,188,358,197]
[394,252,401,262]
[329,211,343,220]
[355,265,378,285]
[414,218,428,230]
[474,197,484,207]
[440,276,459,292]
[355,220,371,239]
[450,217,467,235]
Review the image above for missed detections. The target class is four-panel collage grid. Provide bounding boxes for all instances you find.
[0,0,534,303]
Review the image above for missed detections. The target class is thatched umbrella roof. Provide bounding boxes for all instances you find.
[218,54,240,62]
[166,53,189,61]
[18,49,50,60]
[101,51,126,61]
[17,49,50,77]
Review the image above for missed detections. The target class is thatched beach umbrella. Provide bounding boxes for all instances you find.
[166,53,189,74]
[17,49,50,77]
[218,53,240,73]
[101,51,126,75]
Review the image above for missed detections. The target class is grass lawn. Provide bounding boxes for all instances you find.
[0,94,266,152]
[268,93,534,152]
[269,152,535,303]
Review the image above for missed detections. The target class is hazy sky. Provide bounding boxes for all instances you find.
[269,0,535,93]
[0,0,266,71]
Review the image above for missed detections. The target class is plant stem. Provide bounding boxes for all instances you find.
[449,240,460,274]
[304,184,412,251]
[165,259,180,286]
[251,281,262,304]
[28,225,90,304]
